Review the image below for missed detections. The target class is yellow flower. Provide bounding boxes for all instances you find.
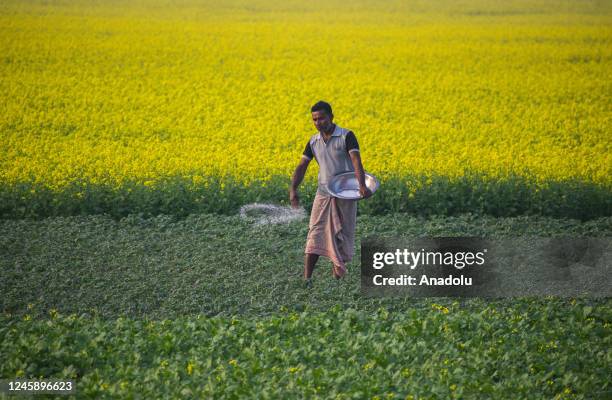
[363,361,375,371]
[431,304,449,314]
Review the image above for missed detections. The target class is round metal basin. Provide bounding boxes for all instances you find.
[326,172,380,199]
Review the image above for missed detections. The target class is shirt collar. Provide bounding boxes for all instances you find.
[317,124,339,140]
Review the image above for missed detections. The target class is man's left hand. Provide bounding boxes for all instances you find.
[359,186,373,199]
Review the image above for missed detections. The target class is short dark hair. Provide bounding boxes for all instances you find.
[311,101,333,117]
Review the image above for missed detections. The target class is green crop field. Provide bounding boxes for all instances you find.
[1,215,611,398]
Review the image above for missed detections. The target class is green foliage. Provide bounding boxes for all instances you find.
[1,300,610,399]
[1,173,610,220]
[2,214,610,398]
[1,213,610,319]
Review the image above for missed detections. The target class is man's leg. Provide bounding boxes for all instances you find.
[332,265,342,280]
[304,253,319,279]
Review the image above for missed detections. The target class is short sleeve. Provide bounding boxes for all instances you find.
[346,131,359,153]
[303,141,313,160]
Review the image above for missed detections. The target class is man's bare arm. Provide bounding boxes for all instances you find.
[349,151,372,199]
[290,156,311,208]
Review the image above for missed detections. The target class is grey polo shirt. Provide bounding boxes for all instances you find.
[302,124,360,196]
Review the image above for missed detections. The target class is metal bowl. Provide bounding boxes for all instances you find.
[327,172,380,199]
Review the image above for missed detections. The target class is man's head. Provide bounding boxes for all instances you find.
[311,101,334,134]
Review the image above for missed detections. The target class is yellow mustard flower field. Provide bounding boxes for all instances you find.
[1,0,610,218]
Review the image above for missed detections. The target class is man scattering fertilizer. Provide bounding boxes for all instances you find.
[290,101,372,287]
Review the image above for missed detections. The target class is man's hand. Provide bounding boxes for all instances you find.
[359,186,373,199]
[289,189,300,208]
[349,151,372,200]
[290,157,310,209]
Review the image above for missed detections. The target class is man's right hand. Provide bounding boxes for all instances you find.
[289,189,300,209]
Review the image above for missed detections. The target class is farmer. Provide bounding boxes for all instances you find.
[290,101,372,286]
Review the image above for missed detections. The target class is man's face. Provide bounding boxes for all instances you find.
[312,110,333,134]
